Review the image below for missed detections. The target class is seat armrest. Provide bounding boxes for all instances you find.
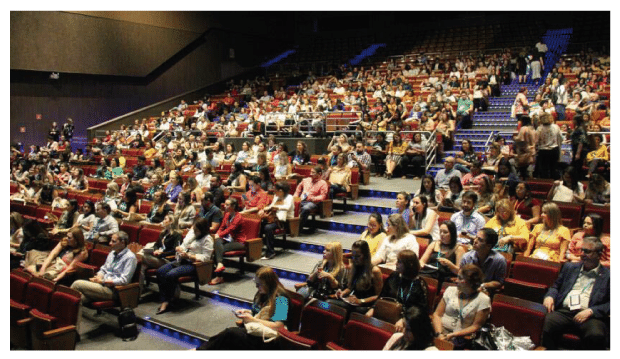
[74,262,96,279]
[321,199,333,218]
[42,325,78,350]
[116,283,140,309]
[288,217,300,237]
[326,341,346,350]
[43,325,77,339]
[194,260,214,285]
[17,317,33,327]
[245,238,263,262]
[350,183,359,200]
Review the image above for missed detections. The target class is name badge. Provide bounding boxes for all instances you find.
[569,294,581,311]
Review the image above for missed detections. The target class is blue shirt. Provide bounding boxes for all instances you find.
[98,248,138,286]
[460,250,507,284]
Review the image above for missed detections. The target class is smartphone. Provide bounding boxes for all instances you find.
[232,309,241,317]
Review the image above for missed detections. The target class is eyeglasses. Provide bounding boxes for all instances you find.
[581,248,599,254]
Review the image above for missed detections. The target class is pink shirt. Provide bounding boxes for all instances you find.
[294,177,328,203]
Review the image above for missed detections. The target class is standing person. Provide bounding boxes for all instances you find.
[542,236,610,350]
[570,115,589,180]
[535,113,563,179]
[293,166,328,234]
[294,242,346,300]
[197,266,289,350]
[514,87,530,126]
[155,218,213,314]
[513,115,535,179]
[62,118,74,142]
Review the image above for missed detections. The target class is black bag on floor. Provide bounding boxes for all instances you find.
[118,307,139,341]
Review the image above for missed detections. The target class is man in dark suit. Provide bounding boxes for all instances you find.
[542,236,610,349]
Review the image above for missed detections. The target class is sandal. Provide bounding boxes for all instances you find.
[209,277,225,285]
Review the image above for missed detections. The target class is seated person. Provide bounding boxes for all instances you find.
[359,212,388,256]
[542,236,609,350]
[450,191,486,244]
[240,176,270,215]
[383,306,437,350]
[132,191,171,225]
[71,231,137,304]
[372,214,419,270]
[23,227,88,283]
[334,240,383,312]
[392,191,413,228]
[197,266,289,350]
[328,153,352,199]
[172,191,196,230]
[484,199,529,254]
[196,192,223,234]
[384,133,409,179]
[454,139,478,174]
[139,214,181,291]
[293,166,328,234]
[547,166,585,203]
[460,160,488,191]
[367,250,428,331]
[439,176,464,212]
[210,198,246,285]
[434,156,462,190]
[415,174,443,208]
[584,174,610,205]
[432,264,491,349]
[259,181,294,260]
[410,195,440,242]
[512,181,542,228]
[85,202,119,244]
[294,242,346,300]
[155,218,213,314]
[459,228,507,293]
[524,202,570,262]
[585,134,608,178]
[567,213,610,267]
[420,220,466,284]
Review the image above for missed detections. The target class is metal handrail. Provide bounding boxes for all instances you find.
[483,130,498,152]
[425,128,438,173]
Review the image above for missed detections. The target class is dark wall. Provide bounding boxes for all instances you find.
[11,31,229,147]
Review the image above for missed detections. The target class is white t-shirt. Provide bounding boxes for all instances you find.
[373,234,419,270]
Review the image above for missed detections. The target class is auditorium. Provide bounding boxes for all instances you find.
[10,10,611,350]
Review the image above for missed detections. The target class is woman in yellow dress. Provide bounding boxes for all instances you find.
[524,202,570,262]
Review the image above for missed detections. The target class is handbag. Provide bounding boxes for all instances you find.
[373,298,403,324]
[244,305,278,342]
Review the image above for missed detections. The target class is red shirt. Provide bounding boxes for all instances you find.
[244,189,270,210]
[217,212,246,243]
[294,177,328,203]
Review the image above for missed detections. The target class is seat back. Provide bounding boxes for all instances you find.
[420,275,438,313]
[138,200,153,215]
[10,270,32,303]
[510,261,560,288]
[373,297,402,324]
[120,221,142,243]
[138,226,163,246]
[88,245,112,271]
[48,285,82,328]
[284,289,305,332]
[552,201,583,229]
[490,294,547,347]
[341,312,396,350]
[24,277,56,314]
[298,300,347,349]
[416,237,429,259]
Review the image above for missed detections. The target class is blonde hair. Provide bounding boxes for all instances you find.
[388,213,410,240]
[322,242,345,280]
[542,202,562,230]
[494,198,515,226]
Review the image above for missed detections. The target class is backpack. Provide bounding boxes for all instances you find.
[118,307,139,341]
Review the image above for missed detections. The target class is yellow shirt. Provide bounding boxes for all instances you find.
[328,166,351,192]
[360,230,386,257]
[529,224,570,262]
[485,216,530,252]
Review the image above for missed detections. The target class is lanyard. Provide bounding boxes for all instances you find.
[398,278,415,304]
[538,229,556,246]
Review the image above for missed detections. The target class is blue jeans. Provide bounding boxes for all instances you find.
[300,200,318,230]
[156,261,196,302]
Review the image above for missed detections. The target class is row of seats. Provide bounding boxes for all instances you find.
[10,270,81,350]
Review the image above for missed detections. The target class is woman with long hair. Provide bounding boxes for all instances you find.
[328,153,351,199]
[73,200,97,237]
[225,162,248,193]
[165,170,184,203]
[290,141,310,166]
[484,199,530,254]
[198,266,289,350]
[294,242,345,299]
[273,151,292,180]
[367,250,428,331]
[23,227,87,283]
[410,195,440,242]
[548,166,585,203]
[419,220,465,284]
[454,138,477,174]
[567,213,610,267]
[359,212,387,256]
[173,191,196,229]
[335,240,383,311]
[524,202,570,262]
[511,181,541,228]
[372,214,419,269]
[415,174,443,208]
[383,306,437,350]
[139,214,182,291]
[136,191,171,225]
[385,132,409,179]
[113,188,138,220]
